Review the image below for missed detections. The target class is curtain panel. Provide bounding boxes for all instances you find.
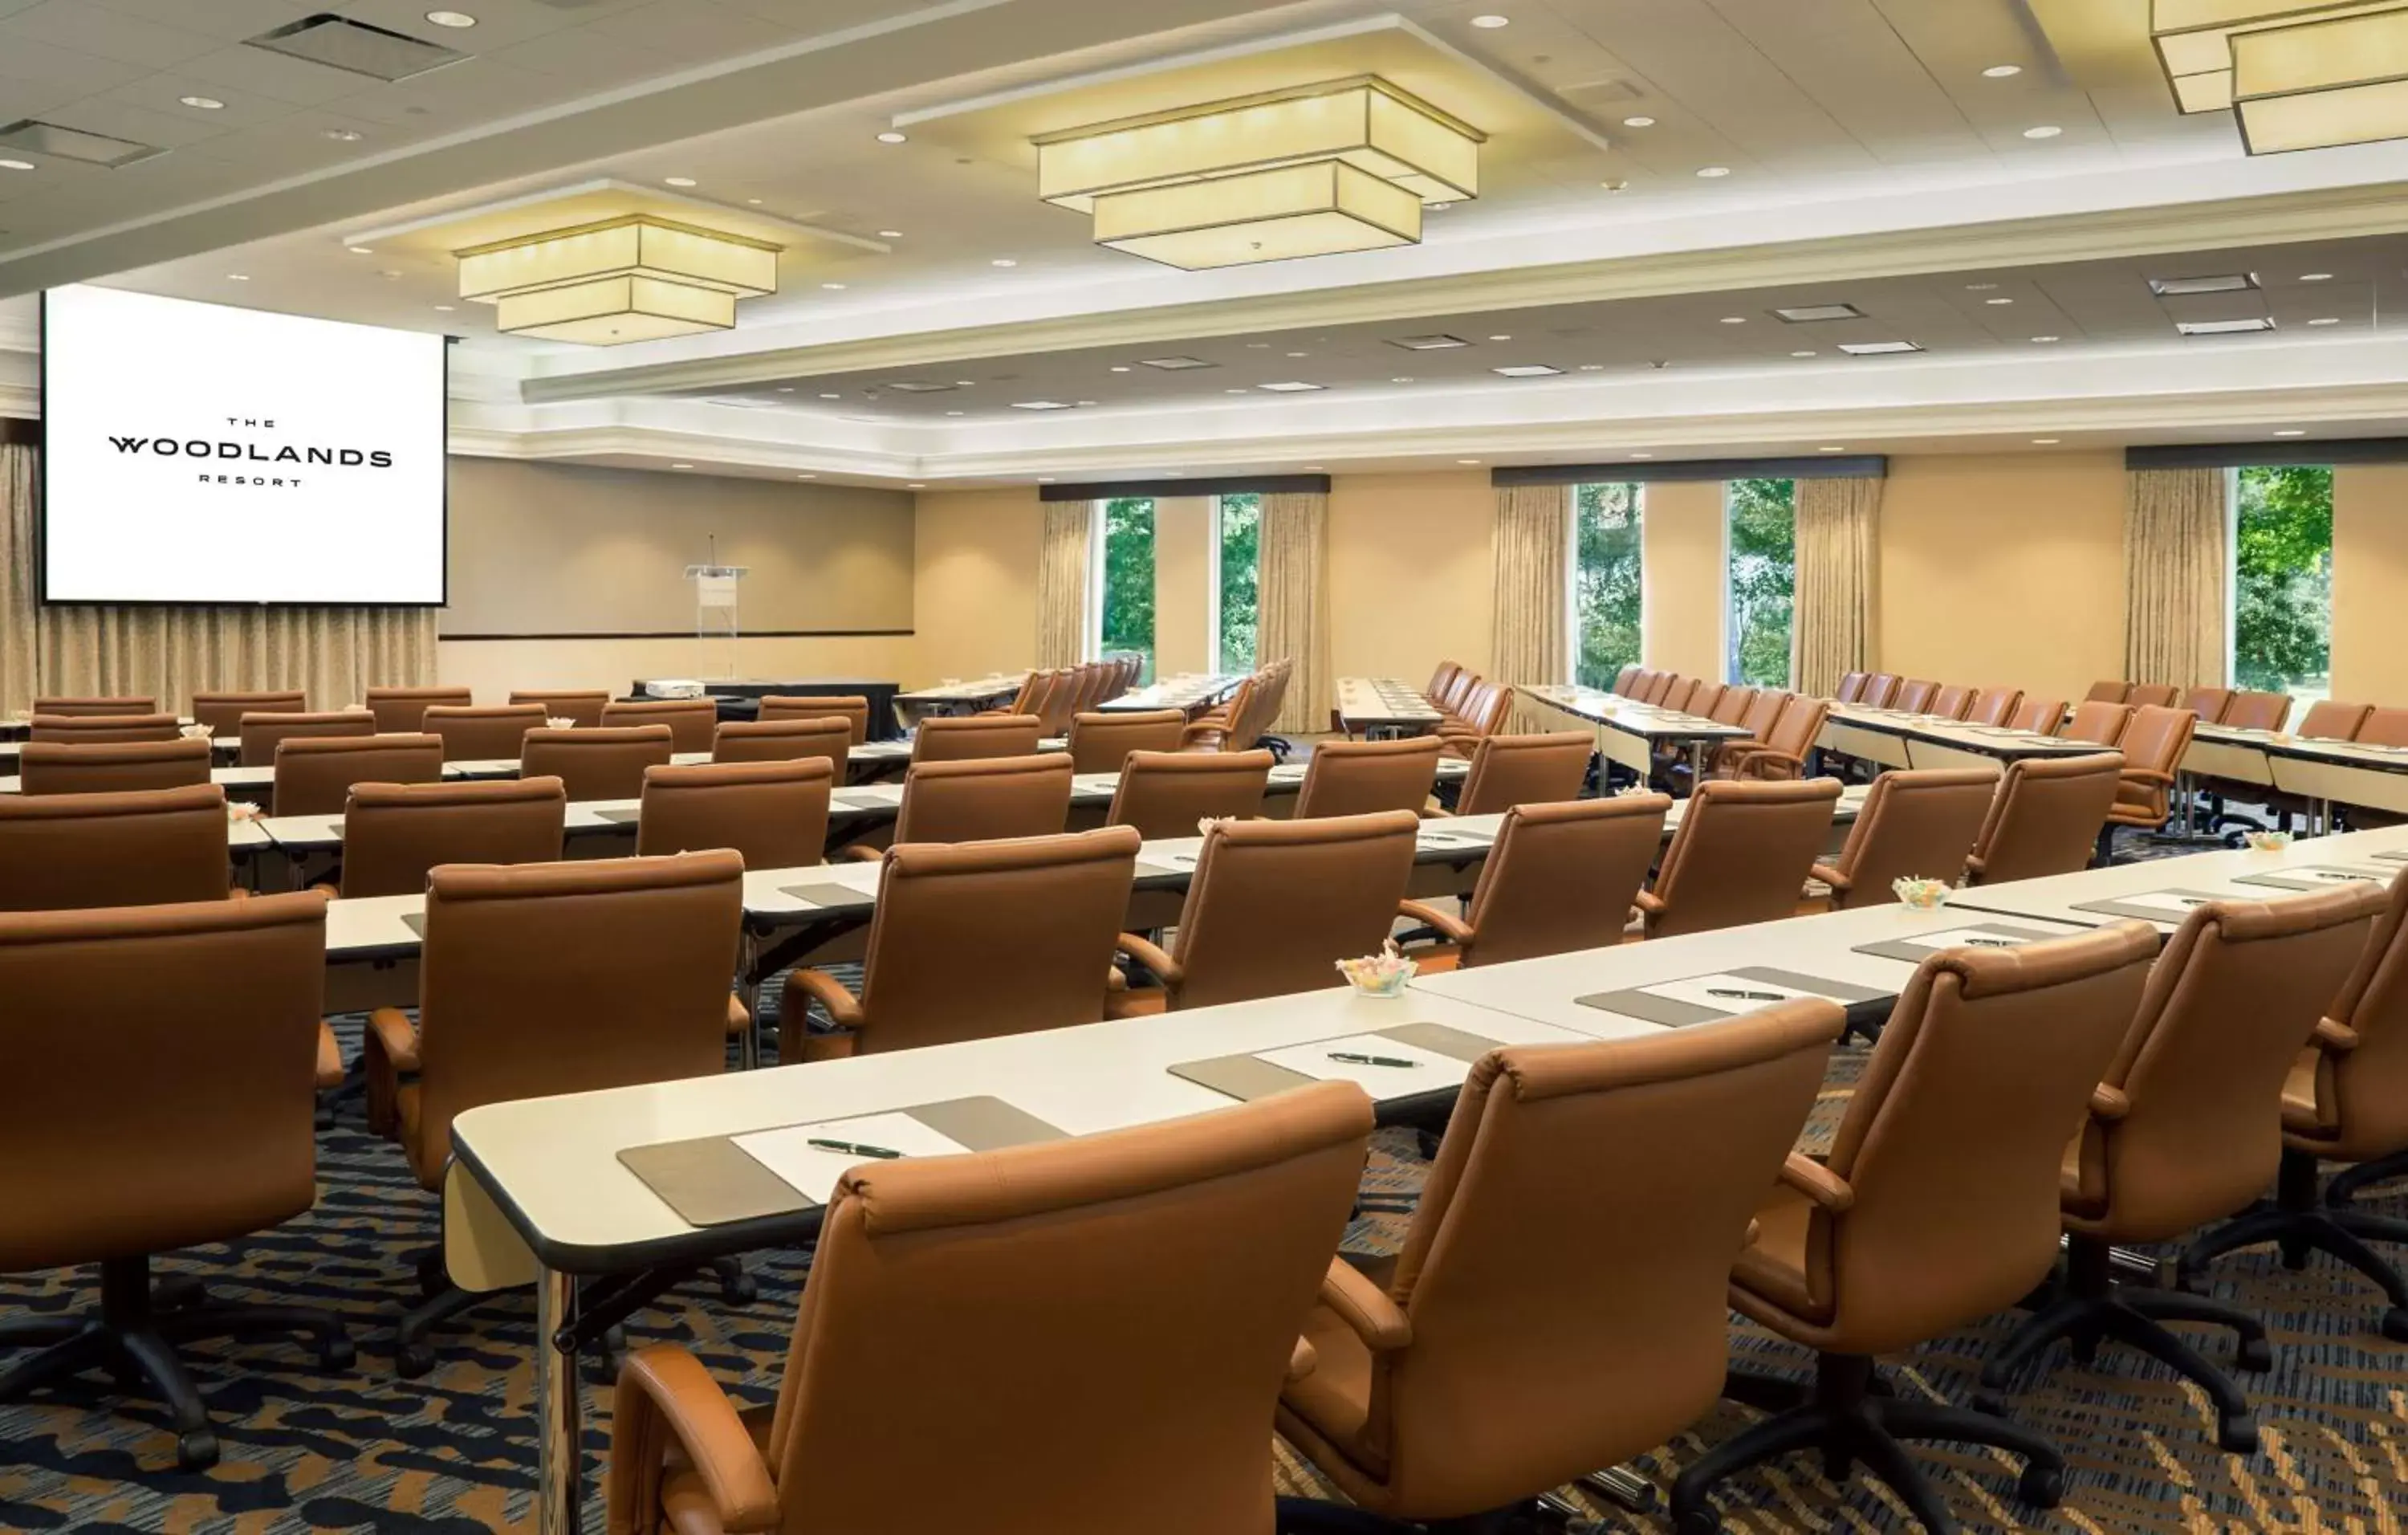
[1490,482,1569,731]
[1792,476,1882,696]
[1034,500,1092,670]
[2123,467,2229,689]
[1257,491,1332,734]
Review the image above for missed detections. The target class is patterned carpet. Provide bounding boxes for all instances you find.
[9,1008,2408,1532]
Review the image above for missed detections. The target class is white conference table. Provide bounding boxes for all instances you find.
[2181,726,2408,829]
[1942,824,2408,932]
[1817,705,2105,773]
[889,674,1027,726]
[1336,677,1446,734]
[1097,672,1249,716]
[1520,684,1755,790]
[0,751,718,798]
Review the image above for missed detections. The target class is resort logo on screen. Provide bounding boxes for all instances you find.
[101,415,398,491]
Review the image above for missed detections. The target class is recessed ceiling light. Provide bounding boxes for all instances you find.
[1819,446,1847,453]
[1390,376,1416,383]
[877,131,908,144]
[2177,317,2277,335]
[664,176,697,188]
[1487,333,1512,341]
[226,273,250,281]
[1076,400,1097,406]
[1696,165,1731,177]
[798,474,817,479]
[2300,272,2334,282]
[1389,334,1468,351]
[945,410,964,417]
[347,245,373,254]
[746,198,763,206]
[2031,335,2060,343]
[1576,363,1605,371]
[2274,429,2308,437]
[1259,381,1324,392]
[1304,465,1324,471]
[1285,350,1308,357]
[2310,316,2341,325]
[878,230,903,239]
[1966,283,1999,291]
[1491,364,1564,377]
[885,381,954,393]
[1011,400,1076,410]
[954,381,974,387]
[1772,303,1863,323]
[1140,356,1214,370]
[180,96,225,110]
[432,303,454,311]
[1985,297,2015,305]
[776,386,795,393]
[1471,14,1510,26]
[1622,115,1656,128]
[820,393,841,399]
[1719,316,1747,324]
[425,10,477,27]
[1838,340,1922,355]
[323,128,362,142]
[1109,364,1132,373]
[1629,451,1653,458]
[908,482,926,488]
[671,462,694,469]
[2023,124,2062,139]
[990,258,1017,267]
[1983,63,2023,78]
[1791,349,1816,357]
[2032,438,2060,444]
[821,282,846,290]
[2150,273,2258,296]
[0,159,34,171]
[1458,458,1482,465]
[1038,476,1056,483]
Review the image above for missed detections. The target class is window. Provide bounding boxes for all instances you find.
[1096,495,1157,683]
[1213,492,1261,674]
[2231,465,2332,705]
[1572,482,1643,688]
[1725,478,1796,687]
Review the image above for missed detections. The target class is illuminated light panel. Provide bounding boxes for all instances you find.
[455,214,781,344]
[1091,159,1422,271]
[2235,6,2408,149]
[2150,0,2408,115]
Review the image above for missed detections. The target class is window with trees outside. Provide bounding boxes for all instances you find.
[1573,482,1643,689]
[1726,478,1797,688]
[1214,493,1260,673]
[1096,495,1157,684]
[2231,465,2332,706]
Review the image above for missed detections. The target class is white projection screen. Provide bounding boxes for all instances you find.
[41,284,448,605]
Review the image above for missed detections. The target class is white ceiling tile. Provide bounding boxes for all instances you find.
[480,25,677,88]
[43,94,234,149]
[0,34,153,94]
[175,41,375,106]
[100,72,307,128]
[86,0,314,43]
[330,0,596,54]
[583,0,807,63]
[335,55,579,125]
[0,2,227,68]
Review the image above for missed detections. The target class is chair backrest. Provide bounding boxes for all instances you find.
[365,686,473,734]
[1294,735,1442,819]
[2115,704,2196,783]
[2083,680,2130,704]
[755,1081,1373,1535]
[1661,676,1702,714]
[1927,684,1975,720]
[1736,687,1787,739]
[1965,752,2124,885]
[712,718,851,780]
[1438,666,1479,716]
[0,785,230,911]
[238,710,375,768]
[2182,686,2235,724]
[2088,889,2382,1241]
[1004,669,1056,718]
[1067,710,1187,774]
[1035,670,1085,735]
[2221,690,2292,731]
[893,753,1074,844]
[1823,768,1999,910]
[1813,924,2159,1350]
[2298,699,2373,740]
[30,713,181,746]
[1106,750,1272,839]
[2318,872,2408,1159]
[638,759,832,870]
[1708,686,1756,726]
[408,853,743,1174]
[2059,699,2133,745]
[1168,812,1420,1009]
[340,777,568,899]
[270,732,444,817]
[518,726,675,802]
[2358,706,2408,748]
[1461,796,1669,966]
[422,703,547,763]
[17,739,211,796]
[1454,731,1594,817]
[1891,679,1939,714]
[2125,683,2179,709]
[1069,663,1116,715]
[0,890,328,1272]
[1640,672,1678,706]
[30,695,154,718]
[1621,668,1654,702]
[1857,674,1902,708]
[508,690,612,729]
[1647,777,1843,938]
[1353,1008,1840,1511]
[913,713,1044,764]
[1759,694,1832,763]
[600,698,719,754]
[2008,695,2067,734]
[851,827,1141,1053]
[191,690,305,738]
[1231,663,1291,745]
[759,694,872,745]
[1430,661,1466,701]
[1685,682,1727,721]
[1964,686,2024,727]
[1610,664,1641,694]
[1834,672,1869,704]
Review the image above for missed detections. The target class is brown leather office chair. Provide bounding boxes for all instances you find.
[238,710,375,768]
[1430,660,1467,703]
[1639,777,1843,939]
[364,853,744,1374]
[17,739,212,796]
[519,725,675,801]
[364,686,472,734]
[1685,682,1727,720]
[1451,731,1593,816]
[1891,679,1940,714]
[2101,704,2197,846]
[1966,686,2024,727]
[1182,675,1255,751]
[1833,672,1869,704]
[508,690,610,729]
[1719,695,1830,782]
[1810,768,1999,910]
[338,777,568,899]
[1858,674,1902,707]
[1928,683,1976,720]
[604,1081,1373,1535]
[271,733,444,816]
[2083,680,2131,704]
[30,713,181,746]
[0,890,348,1470]
[190,690,305,738]
[1640,671,1678,706]
[2222,690,2292,731]
[1621,668,1656,702]
[1104,749,1271,839]
[994,669,1056,720]
[1977,888,2382,1452]
[2058,698,2133,745]
[912,713,1043,763]
[0,784,232,911]
[421,703,546,763]
[2184,686,2235,723]
[1660,676,1703,714]
[1609,663,1641,695]
[638,759,832,870]
[711,718,851,779]
[2125,682,2180,709]
[2297,699,2373,740]
[1708,686,1756,726]
[784,826,1139,1059]
[1400,795,1670,971]
[1115,811,1418,1012]
[1283,1009,1841,1529]
[2359,707,2408,748]
[601,698,719,754]
[1035,670,1088,736]
[759,694,872,745]
[1067,709,1186,773]
[2182,870,2408,1339]
[1294,735,1443,819]
[2008,695,2068,734]
[1674,923,2161,1529]
[1068,662,1116,716]
[1727,688,1788,755]
[860,753,1073,852]
[1963,752,2124,885]
[29,695,154,718]
[1438,685,1515,760]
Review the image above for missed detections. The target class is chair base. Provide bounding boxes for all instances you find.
[0,1253,352,1471]
[2179,1148,2408,1343]
[394,1244,754,1379]
[1670,1354,2060,1534]
[1979,1234,2265,1454]
[1275,1496,1578,1534]
[2325,1144,2408,1209]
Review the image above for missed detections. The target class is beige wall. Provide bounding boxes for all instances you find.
[911,486,1044,687]
[1641,481,1725,680]
[2334,465,2408,702]
[1153,496,1213,676]
[1327,470,1493,683]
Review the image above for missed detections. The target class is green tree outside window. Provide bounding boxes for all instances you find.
[1099,496,1157,684]
[1574,482,1643,688]
[2231,466,2332,703]
[1727,478,1796,688]
[1216,494,1260,673]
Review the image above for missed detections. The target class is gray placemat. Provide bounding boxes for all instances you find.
[2370,849,2408,864]
[831,792,893,811]
[401,911,424,938]
[1169,1022,1503,1103]
[592,807,640,825]
[1130,861,1189,881]
[1853,922,2074,963]
[2071,889,2231,922]
[1575,965,1887,1028]
[779,882,871,910]
[2230,867,2389,893]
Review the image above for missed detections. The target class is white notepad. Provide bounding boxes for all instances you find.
[2103,890,2221,918]
[1878,926,2039,955]
[733,1113,972,1204]
[1253,1034,1474,1094]
[1637,973,1837,1013]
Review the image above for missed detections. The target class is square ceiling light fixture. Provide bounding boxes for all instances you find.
[2151,0,2408,151]
[454,214,782,344]
[1033,75,1484,271]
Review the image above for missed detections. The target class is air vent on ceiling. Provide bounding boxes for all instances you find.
[1491,364,1564,377]
[1389,334,1470,351]
[1837,340,1923,356]
[2177,317,2276,335]
[0,120,163,168]
[2149,273,2259,296]
[1138,356,1215,370]
[246,14,467,82]
[1773,303,1865,323]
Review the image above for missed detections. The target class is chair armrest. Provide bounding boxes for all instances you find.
[1115,932,1184,990]
[1319,1259,1412,1352]
[1778,1152,1855,1213]
[365,1008,419,1073]
[315,1022,344,1090]
[609,1344,778,1535]
[1735,747,1807,780]
[2089,1084,2132,1122]
[226,886,253,902]
[1808,861,1852,894]
[1633,890,1666,917]
[2121,768,2179,788]
[1286,1336,1318,1384]
[785,967,864,1032]
[2314,1017,2362,1054]
[1397,899,1474,946]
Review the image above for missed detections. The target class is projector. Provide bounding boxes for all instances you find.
[642,679,707,699]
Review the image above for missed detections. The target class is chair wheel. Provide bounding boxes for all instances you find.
[414,1251,448,1300]
[2219,1412,2260,1456]
[2237,1335,2274,1371]
[2016,1462,2064,1509]
[1674,1506,1721,1535]
[2382,1308,2408,1344]
[720,1271,758,1305]
[1972,1390,2009,1417]
[394,1340,436,1378]
[603,1325,626,1354]
[176,1429,220,1472]
[319,1333,356,1371]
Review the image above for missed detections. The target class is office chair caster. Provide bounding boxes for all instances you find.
[2383,1308,2408,1344]
[319,1331,357,1371]
[1674,1508,1720,1535]
[177,1428,220,1472]
[414,1246,448,1300]
[713,1256,756,1305]
[2220,1411,2260,1455]
[2237,1335,2275,1371]
[2018,1462,2064,1508]
[394,1340,436,1378]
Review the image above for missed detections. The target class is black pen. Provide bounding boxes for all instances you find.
[807,1138,902,1159]
[1706,987,1787,1002]
[1964,938,2018,948]
[1328,1052,1420,1068]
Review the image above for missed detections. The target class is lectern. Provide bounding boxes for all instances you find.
[685,560,749,682]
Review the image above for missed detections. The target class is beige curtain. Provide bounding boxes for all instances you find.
[1257,491,1332,734]
[0,434,436,716]
[1793,476,1882,696]
[1491,483,1569,731]
[2125,467,2229,688]
[1035,500,1092,669]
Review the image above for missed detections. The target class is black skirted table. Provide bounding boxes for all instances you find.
[627,678,903,739]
